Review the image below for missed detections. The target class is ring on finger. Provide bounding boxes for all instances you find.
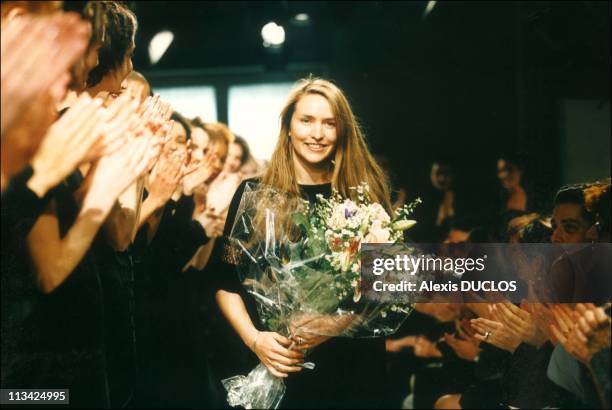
[484,331,491,340]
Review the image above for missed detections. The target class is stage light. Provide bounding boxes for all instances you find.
[422,1,437,19]
[148,30,174,65]
[261,22,285,48]
[294,13,310,22]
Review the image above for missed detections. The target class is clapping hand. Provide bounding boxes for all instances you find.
[182,149,220,195]
[1,12,90,137]
[491,302,548,347]
[443,319,481,361]
[550,303,611,365]
[470,305,523,353]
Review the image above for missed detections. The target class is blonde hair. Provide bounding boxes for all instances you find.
[262,77,392,213]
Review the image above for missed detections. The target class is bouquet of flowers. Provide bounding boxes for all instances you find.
[222,182,420,409]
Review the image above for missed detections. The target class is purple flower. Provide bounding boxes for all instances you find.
[345,208,356,219]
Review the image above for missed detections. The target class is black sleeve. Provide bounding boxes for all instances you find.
[169,194,210,271]
[1,166,53,240]
[206,180,252,294]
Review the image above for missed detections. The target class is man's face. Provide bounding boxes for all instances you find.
[551,203,592,243]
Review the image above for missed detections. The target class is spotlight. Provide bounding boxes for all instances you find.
[294,13,310,22]
[261,22,285,48]
[422,1,437,19]
[148,30,174,65]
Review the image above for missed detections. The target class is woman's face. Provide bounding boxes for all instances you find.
[190,127,210,161]
[430,162,452,190]
[109,42,135,94]
[224,142,244,174]
[497,159,522,190]
[289,94,338,168]
[208,141,226,178]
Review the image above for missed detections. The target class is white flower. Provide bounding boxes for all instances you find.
[363,220,392,243]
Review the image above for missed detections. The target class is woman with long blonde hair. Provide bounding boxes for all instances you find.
[209,77,390,408]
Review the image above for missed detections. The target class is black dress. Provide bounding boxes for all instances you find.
[207,180,387,409]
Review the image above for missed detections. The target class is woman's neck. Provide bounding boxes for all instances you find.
[293,155,332,185]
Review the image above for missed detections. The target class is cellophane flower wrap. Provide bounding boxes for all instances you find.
[222,182,420,409]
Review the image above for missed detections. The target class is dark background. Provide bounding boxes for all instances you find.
[131,1,610,215]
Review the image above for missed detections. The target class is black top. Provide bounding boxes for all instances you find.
[208,179,387,409]
[2,170,110,408]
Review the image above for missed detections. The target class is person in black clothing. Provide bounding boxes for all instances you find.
[210,77,394,408]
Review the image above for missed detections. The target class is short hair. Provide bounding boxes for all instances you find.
[170,112,192,141]
[553,184,595,224]
[519,219,553,243]
[86,2,137,87]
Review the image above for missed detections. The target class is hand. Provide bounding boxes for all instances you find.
[443,321,481,361]
[492,302,548,347]
[470,317,522,353]
[82,135,153,211]
[26,94,106,197]
[182,150,219,195]
[550,304,611,365]
[289,313,360,351]
[413,336,442,358]
[529,303,559,344]
[193,207,225,238]
[83,91,141,162]
[1,90,58,179]
[386,336,417,353]
[147,148,185,206]
[251,331,304,378]
[1,13,89,137]
[415,303,462,322]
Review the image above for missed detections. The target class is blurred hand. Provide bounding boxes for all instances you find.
[147,148,185,206]
[443,320,481,361]
[193,207,225,238]
[25,94,106,197]
[1,90,58,180]
[182,150,220,195]
[1,12,89,137]
[82,134,153,211]
[415,303,462,322]
[413,336,442,358]
[386,336,417,353]
[550,304,611,365]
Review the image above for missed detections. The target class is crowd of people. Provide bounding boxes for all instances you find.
[1,1,610,409]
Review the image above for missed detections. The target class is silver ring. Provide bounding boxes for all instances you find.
[484,331,491,340]
[296,337,304,345]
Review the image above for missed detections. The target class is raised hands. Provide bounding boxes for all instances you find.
[490,302,548,347]
[25,94,106,196]
[443,319,482,361]
[471,310,523,353]
[1,12,90,137]
[550,303,611,365]
[182,149,220,195]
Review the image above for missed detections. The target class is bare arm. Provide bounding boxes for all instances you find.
[27,195,115,293]
[103,179,142,251]
[216,290,259,349]
[215,289,304,378]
